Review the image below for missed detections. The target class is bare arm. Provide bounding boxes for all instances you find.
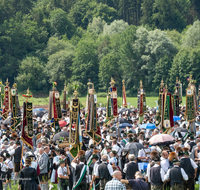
[121,179,129,184]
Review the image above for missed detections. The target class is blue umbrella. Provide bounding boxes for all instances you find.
[119,123,132,128]
[173,116,181,121]
[33,108,45,112]
[140,123,156,129]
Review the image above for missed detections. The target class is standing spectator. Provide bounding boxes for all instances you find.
[105,171,126,190]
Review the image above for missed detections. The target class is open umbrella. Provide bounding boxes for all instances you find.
[53,131,69,142]
[173,116,181,121]
[33,111,46,117]
[149,134,175,146]
[119,123,132,129]
[59,120,67,128]
[62,109,67,113]
[119,108,131,114]
[33,108,45,112]
[140,123,156,129]
[123,142,144,152]
[175,127,188,133]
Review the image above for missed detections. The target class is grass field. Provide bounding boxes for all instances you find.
[8,180,200,190]
[18,95,187,109]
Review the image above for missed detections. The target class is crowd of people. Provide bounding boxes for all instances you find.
[0,105,200,190]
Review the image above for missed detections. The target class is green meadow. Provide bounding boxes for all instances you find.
[18,96,187,109]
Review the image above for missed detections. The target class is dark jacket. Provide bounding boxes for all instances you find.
[19,165,39,190]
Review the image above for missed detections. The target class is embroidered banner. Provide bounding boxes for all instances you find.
[112,87,118,117]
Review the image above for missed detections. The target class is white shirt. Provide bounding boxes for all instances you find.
[58,166,68,178]
[146,163,165,183]
[0,162,8,172]
[5,159,14,169]
[95,162,113,177]
[112,144,122,157]
[160,157,170,174]
[93,161,99,176]
[164,165,188,181]
[9,145,21,155]
[138,148,151,162]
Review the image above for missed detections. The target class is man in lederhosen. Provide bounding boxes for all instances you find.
[146,151,165,190]
[71,150,90,190]
[38,148,48,190]
[90,154,100,190]
[58,159,70,190]
[164,152,188,190]
[95,155,113,190]
[179,147,198,190]
[8,137,21,184]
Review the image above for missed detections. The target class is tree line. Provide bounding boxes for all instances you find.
[0,0,200,97]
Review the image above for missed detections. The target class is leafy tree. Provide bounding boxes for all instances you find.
[49,8,76,38]
[69,0,117,29]
[103,19,129,36]
[45,47,75,91]
[169,46,200,92]
[71,34,99,95]
[88,17,106,35]
[183,20,200,48]
[0,15,48,84]
[16,57,47,92]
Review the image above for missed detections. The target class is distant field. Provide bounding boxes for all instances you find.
[18,95,187,109]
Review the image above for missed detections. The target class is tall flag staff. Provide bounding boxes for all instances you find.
[10,83,21,131]
[63,82,68,110]
[105,77,118,127]
[156,79,164,127]
[138,80,146,124]
[48,82,62,133]
[163,84,174,134]
[69,83,82,158]
[185,75,197,133]
[2,78,10,119]
[173,77,180,116]
[198,84,200,112]
[85,80,101,144]
[122,80,127,108]
[21,88,34,168]
[0,82,2,109]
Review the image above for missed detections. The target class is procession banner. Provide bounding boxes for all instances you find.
[112,87,118,117]
[69,98,81,158]
[186,88,195,121]
[21,102,33,149]
[49,89,61,133]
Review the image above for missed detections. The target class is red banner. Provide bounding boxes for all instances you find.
[21,102,33,148]
[112,87,118,117]
[4,90,9,113]
[53,92,58,119]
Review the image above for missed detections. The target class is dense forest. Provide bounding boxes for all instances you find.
[1,0,200,96]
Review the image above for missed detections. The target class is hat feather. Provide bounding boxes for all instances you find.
[77,150,85,157]
[150,151,158,158]
[93,150,99,155]
[169,152,177,162]
[175,146,182,153]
